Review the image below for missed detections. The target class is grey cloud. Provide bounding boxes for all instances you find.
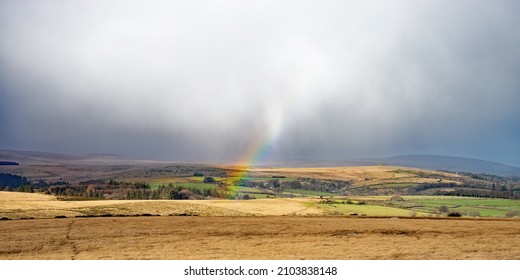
[1,0,519,165]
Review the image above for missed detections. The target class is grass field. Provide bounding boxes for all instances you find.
[317,203,426,217]
[249,166,461,186]
[0,192,325,219]
[149,182,217,190]
[283,188,342,197]
[400,196,520,217]
[140,165,464,199]
[140,165,463,191]
[2,192,520,219]
[2,216,520,260]
[3,153,520,260]
[2,192,520,260]
[318,196,520,218]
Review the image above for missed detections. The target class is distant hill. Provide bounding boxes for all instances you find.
[259,155,520,177]
[0,150,85,164]
[2,150,519,177]
[0,149,131,165]
[353,155,520,177]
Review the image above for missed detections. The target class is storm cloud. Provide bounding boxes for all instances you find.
[1,0,519,165]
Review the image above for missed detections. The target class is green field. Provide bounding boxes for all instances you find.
[150,182,218,190]
[336,196,520,218]
[313,196,520,218]
[190,176,228,182]
[149,176,306,195]
[400,196,520,217]
[284,188,341,197]
[360,182,417,188]
[145,176,520,218]
[242,176,296,181]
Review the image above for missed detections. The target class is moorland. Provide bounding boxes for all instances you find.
[1,150,520,259]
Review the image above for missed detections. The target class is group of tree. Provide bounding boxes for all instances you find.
[46,182,148,199]
[143,166,227,177]
[408,180,520,199]
[126,184,229,200]
[0,173,31,189]
[47,181,231,200]
[434,188,520,199]
[0,161,19,166]
[262,178,350,195]
[235,177,351,198]
[0,173,231,200]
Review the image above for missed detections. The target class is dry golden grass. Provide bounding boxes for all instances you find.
[3,192,520,260]
[0,192,325,219]
[251,166,392,180]
[249,166,461,186]
[0,191,57,201]
[2,216,520,260]
[184,199,323,216]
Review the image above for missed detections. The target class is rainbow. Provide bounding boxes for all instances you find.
[227,92,311,184]
[228,106,285,183]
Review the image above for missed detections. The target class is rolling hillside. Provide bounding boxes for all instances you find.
[358,155,520,177]
[266,155,520,177]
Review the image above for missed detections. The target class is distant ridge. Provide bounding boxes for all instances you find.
[0,149,186,166]
[1,150,519,177]
[0,149,134,165]
[354,155,520,177]
[87,153,123,157]
[0,150,85,164]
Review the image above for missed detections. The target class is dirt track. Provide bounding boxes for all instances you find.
[1,216,520,259]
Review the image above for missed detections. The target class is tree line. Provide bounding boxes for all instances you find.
[0,173,231,200]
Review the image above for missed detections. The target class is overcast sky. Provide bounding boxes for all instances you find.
[1,0,519,166]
